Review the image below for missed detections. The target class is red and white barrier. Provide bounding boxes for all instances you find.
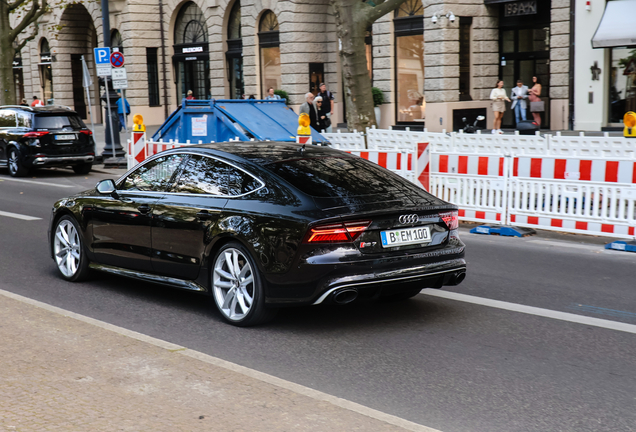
[512,156,636,184]
[127,132,146,170]
[346,150,416,184]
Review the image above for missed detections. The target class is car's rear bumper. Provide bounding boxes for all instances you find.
[31,155,94,166]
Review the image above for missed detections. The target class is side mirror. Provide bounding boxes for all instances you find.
[96,179,117,195]
[476,115,485,121]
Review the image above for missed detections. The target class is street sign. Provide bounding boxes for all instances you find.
[110,51,125,68]
[112,67,127,80]
[112,80,128,89]
[94,47,112,76]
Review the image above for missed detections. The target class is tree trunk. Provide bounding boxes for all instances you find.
[330,0,375,133]
[0,1,17,106]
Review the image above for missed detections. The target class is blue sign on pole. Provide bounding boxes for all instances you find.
[93,47,111,65]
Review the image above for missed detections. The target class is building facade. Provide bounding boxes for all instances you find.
[12,0,577,132]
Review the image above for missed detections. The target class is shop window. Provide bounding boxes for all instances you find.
[394,1,424,123]
[39,38,53,105]
[459,17,472,101]
[609,47,636,124]
[173,2,210,100]
[226,0,244,99]
[309,63,324,94]
[147,48,160,106]
[258,11,281,97]
[366,27,373,80]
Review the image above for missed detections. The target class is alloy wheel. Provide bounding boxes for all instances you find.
[54,219,82,278]
[212,248,255,321]
[8,150,19,176]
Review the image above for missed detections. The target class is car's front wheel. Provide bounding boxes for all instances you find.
[53,215,90,282]
[8,147,28,177]
[211,242,276,326]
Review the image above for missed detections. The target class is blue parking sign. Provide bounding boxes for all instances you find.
[93,47,111,65]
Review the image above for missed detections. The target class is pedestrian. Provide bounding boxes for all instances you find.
[186,90,195,100]
[528,76,543,128]
[116,96,130,131]
[299,92,318,130]
[317,83,334,132]
[490,79,511,134]
[265,87,280,100]
[313,96,328,132]
[20,98,28,107]
[510,79,529,126]
[31,95,44,107]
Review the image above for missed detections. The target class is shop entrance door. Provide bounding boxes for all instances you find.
[177,60,209,101]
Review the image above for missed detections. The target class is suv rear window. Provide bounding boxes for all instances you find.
[266,156,404,198]
[34,114,86,130]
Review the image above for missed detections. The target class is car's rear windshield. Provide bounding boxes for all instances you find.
[34,114,86,130]
[265,156,404,198]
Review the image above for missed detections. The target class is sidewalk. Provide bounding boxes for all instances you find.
[0,289,431,432]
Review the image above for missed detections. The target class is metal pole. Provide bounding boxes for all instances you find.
[81,55,95,134]
[104,76,116,158]
[122,89,128,133]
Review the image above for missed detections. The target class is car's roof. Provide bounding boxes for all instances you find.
[0,105,77,115]
[178,142,352,165]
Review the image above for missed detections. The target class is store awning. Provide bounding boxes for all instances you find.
[592,0,636,48]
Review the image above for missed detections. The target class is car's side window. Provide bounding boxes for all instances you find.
[172,155,230,196]
[120,154,186,192]
[0,110,17,128]
[227,165,262,196]
[16,113,32,128]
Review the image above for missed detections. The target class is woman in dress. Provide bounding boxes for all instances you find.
[490,80,510,134]
[528,76,542,127]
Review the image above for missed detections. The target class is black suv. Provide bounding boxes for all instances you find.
[0,106,95,177]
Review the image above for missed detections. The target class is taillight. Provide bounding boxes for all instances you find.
[303,220,371,243]
[80,130,93,135]
[24,131,49,138]
[439,211,459,230]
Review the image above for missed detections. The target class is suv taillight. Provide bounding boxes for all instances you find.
[303,220,371,244]
[439,211,459,230]
[24,131,49,138]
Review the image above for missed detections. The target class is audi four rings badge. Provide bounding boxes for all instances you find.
[399,214,419,224]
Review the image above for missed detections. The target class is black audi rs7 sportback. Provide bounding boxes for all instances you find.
[49,142,466,326]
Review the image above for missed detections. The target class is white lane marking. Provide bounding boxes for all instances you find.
[527,239,602,251]
[0,210,42,221]
[422,289,636,335]
[0,288,441,432]
[0,177,74,188]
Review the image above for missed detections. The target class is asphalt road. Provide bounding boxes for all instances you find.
[1,167,635,432]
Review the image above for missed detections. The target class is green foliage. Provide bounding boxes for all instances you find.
[274,89,290,106]
[372,87,385,107]
[618,49,636,68]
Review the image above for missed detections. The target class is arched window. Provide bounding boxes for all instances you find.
[226,0,244,99]
[173,2,210,100]
[259,11,280,98]
[111,30,124,54]
[394,0,424,123]
[39,38,53,104]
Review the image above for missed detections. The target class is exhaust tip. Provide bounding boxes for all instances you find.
[332,288,358,305]
[446,271,466,286]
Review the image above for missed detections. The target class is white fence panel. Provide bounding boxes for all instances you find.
[322,131,366,149]
[548,133,636,159]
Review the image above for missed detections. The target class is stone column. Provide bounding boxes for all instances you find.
[550,0,571,130]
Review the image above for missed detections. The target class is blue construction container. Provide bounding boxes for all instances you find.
[152,99,328,144]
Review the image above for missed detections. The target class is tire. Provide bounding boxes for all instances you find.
[52,215,91,282]
[73,163,92,175]
[211,242,276,327]
[8,147,28,177]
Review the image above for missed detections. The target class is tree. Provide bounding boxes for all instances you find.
[0,0,52,105]
[330,0,409,132]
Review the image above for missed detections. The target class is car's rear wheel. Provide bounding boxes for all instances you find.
[8,147,28,177]
[53,215,90,282]
[211,242,276,326]
[72,163,92,175]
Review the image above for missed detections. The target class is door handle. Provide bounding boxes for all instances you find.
[137,204,152,214]
[196,210,215,220]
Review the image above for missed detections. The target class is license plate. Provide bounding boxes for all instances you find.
[380,226,431,248]
[55,134,75,140]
